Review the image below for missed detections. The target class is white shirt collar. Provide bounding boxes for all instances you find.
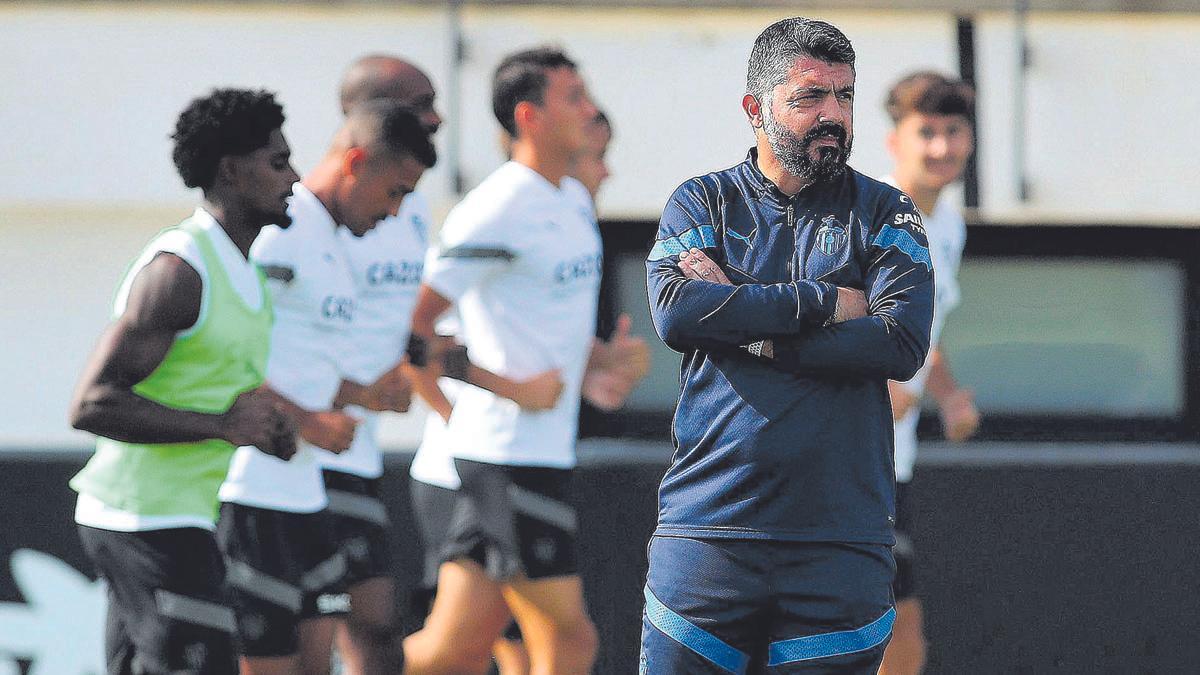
[288,183,340,237]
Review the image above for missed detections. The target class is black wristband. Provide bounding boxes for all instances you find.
[406,334,429,367]
[442,344,470,381]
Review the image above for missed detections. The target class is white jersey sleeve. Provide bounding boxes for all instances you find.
[423,203,518,303]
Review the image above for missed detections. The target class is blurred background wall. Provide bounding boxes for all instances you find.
[3,1,1198,448]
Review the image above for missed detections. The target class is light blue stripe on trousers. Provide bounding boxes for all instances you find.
[767,607,896,666]
[643,586,749,674]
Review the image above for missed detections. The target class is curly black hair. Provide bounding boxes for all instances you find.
[171,88,285,191]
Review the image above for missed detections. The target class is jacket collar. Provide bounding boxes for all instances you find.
[742,148,787,202]
[743,147,835,207]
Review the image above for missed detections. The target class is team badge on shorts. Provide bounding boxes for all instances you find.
[816,215,846,256]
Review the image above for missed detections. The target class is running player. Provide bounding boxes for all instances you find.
[642,18,934,673]
[403,48,647,675]
[68,88,299,675]
[407,103,636,675]
[879,71,980,675]
[216,101,435,675]
[328,55,568,673]
[571,110,612,203]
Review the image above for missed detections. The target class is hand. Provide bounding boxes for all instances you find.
[510,369,564,411]
[939,389,980,443]
[679,248,732,285]
[590,315,651,380]
[263,412,298,461]
[299,410,360,453]
[582,368,638,411]
[359,363,413,413]
[222,387,296,459]
[832,287,868,323]
[584,315,651,410]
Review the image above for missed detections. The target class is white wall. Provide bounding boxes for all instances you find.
[1,3,1196,447]
[974,12,1200,222]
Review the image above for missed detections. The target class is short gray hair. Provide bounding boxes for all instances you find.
[746,18,855,99]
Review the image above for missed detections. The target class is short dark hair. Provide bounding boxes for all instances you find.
[350,98,438,169]
[171,88,285,191]
[746,18,855,99]
[885,71,976,124]
[492,47,577,137]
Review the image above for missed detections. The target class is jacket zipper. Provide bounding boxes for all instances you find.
[786,202,798,279]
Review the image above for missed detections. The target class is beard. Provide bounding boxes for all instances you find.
[253,205,292,229]
[764,113,852,182]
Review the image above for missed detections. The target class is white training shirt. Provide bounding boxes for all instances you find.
[423,161,602,469]
[219,184,358,512]
[76,208,265,532]
[321,192,432,478]
[884,178,966,483]
[408,377,464,490]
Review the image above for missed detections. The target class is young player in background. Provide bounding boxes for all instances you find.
[879,70,981,675]
[403,48,647,675]
[68,88,299,675]
[216,102,433,675]
[408,106,625,675]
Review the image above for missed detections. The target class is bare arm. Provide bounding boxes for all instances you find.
[924,348,979,442]
[409,283,563,411]
[68,253,294,457]
[334,362,413,413]
[582,314,651,411]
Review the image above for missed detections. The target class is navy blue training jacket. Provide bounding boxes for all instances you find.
[646,149,934,545]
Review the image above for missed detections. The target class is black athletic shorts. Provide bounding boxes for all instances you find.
[78,525,237,675]
[893,480,918,601]
[215,503,349,658]
[409,477,462,594]
[322,469,394,589]
[408,477,525,641]
[448,459,579,581]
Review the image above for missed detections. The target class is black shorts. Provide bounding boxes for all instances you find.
[215,503,349,658]
[323,469,394,589]
[409,476,525,641]
[448,459,579,581]
[78,525,237,675]
[409,477,461,593]
[893,480,918,601]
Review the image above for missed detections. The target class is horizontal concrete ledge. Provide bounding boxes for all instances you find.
[5,440,1200,467]
[576,439,1200,468]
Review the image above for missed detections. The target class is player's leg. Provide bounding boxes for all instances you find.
[765,542,895,674]
[298,617,337,675]
[101,583,136,675]
[79,525,239,675]
[494,464,596,674]
[492,622,531,675]
[406,472,514,674]
[879,599,925,675]
[501,575,596,675]
[402,558,513,675]
[335,576,403,674]
[218,503,327,675]
[640,536,769,675]
[324,471,404,674]
[880,481,926,675]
